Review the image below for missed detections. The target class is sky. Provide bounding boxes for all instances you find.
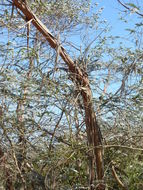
[87,0,140,95]
[67,0,139,56]
[98,0,137,36]
[0,0,141,114]
[89,0,141,52]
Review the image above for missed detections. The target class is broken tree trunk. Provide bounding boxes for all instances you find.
[12,1,105,189]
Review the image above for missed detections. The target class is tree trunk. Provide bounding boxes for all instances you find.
[82,90,104,190]
[12,1,105,189]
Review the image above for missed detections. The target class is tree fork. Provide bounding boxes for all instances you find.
[12,1,105,189]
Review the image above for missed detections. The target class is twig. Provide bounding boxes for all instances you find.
[111,162,127,189]
[117,0,143,17]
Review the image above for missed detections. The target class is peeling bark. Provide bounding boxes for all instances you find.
[12,1,105,189]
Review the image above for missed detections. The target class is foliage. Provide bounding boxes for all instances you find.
[0,0,142,189]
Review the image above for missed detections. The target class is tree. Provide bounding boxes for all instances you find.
[0,0,106,189]
[0,0,142,190]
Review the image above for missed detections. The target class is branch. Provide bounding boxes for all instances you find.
[104,145,143,151]
[111,162,127,190]
[12,0,105,186]
[12,0,88,86]
[117,0,143,17]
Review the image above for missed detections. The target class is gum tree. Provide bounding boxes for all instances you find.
[0,0,106,189]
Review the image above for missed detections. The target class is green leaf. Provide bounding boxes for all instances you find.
[135,22,143,27]
[126,3,139,10]
[125,29,135,34]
